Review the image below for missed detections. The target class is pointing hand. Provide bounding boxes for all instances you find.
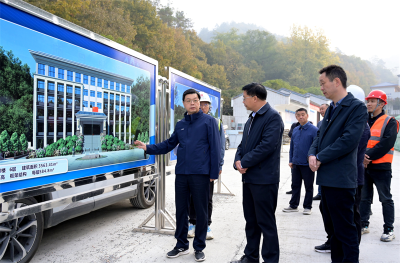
[134,140,147,151]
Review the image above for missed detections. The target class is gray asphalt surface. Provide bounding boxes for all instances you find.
[31,146,400,262]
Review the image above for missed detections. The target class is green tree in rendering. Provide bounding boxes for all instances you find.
[173,87,187,126]
[20,134,28,152]
[0,130,11,153]
[10,132,21,153]
[129,116,141,137]
[0,47,34,143]
[131,76,150,139]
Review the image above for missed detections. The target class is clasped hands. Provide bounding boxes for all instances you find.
[308,156,321,172]
[363,154,371,168]
[235,160,248,174]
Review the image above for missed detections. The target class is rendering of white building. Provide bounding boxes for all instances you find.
[30,50,133,150]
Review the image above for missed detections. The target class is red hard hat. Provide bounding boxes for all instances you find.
[365,90,387,105]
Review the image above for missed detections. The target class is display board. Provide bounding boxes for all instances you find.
[0,2,157,192]
[168,68,221,161]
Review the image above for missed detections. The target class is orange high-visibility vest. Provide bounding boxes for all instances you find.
[367,115,399,164]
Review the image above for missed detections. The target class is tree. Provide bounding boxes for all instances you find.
[0,47,34,142]
[278,26,340,89]
[338,53,376,92]
[129,116,141,137]
[10,132,21,152]
[198,21,271,43]
[368,57,398,84]
[174,11,193,30]
[131,76,150,139]
[157,3,175,27]
[24,0,90,25]
[20,134,28,152]
[305,87,323,96]
[236,30,281,80]
[0,130,11,153]
[262,79,306,94]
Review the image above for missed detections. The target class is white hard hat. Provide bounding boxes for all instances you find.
[199,92,211,104]
[347,85,365,102]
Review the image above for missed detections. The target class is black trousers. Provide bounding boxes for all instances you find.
[360,169,394,230]
[175,174,210,251]
[322,185,363,245]
[189,181,214,226]
[289,164,315,209]
[243,183,279,263]
[320,186,359,263]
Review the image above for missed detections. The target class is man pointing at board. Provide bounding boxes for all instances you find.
[135,88,220,262]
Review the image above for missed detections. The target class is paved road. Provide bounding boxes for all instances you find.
[32,146,400,263]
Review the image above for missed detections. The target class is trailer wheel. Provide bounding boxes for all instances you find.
[130,178,156,209]
[0,197,43,263]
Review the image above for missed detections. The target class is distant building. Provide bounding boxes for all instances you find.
[30,50,133,150]
[227,87,330,148]
[370,77,400,116]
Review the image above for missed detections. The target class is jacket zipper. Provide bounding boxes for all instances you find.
[245,116,254,151]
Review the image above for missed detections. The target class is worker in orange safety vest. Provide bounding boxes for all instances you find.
[360,89,399,242]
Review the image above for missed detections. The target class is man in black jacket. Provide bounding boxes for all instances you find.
[308,65,368,263]
[360,90,399,242]
[231,83,284,263]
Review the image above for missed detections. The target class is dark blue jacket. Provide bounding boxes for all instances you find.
[234,103,284,184]
[290,121,318,166]
[146,110,221,179]
[308,93,368,188]
[357,123,370,185]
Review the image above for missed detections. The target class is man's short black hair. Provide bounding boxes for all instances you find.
[296,108,308,114]
[319,65,347,88]
[242,83,267,101]
[182,88,200,101]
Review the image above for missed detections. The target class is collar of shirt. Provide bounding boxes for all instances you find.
[300,121,311,130]
[184,109,203,122]
[251,104,266,118]
[330,96,345,109]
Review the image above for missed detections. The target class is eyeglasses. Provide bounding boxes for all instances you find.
[184,99,200,104]
[243,96,254,101]
[200,103,210,108]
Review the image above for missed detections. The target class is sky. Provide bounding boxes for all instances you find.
[0,19,149,82]
[160,0,400,74]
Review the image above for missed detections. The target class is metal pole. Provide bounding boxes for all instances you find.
[134,77,175,234]
[214,98,234,196]
[217,174,222,193]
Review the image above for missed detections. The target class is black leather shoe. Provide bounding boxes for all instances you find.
[231,255,258,263]
[286,190,292,194]
[312,194,321,200]
[314,242,331,253]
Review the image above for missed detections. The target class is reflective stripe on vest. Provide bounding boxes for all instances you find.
[367,115,399,164]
